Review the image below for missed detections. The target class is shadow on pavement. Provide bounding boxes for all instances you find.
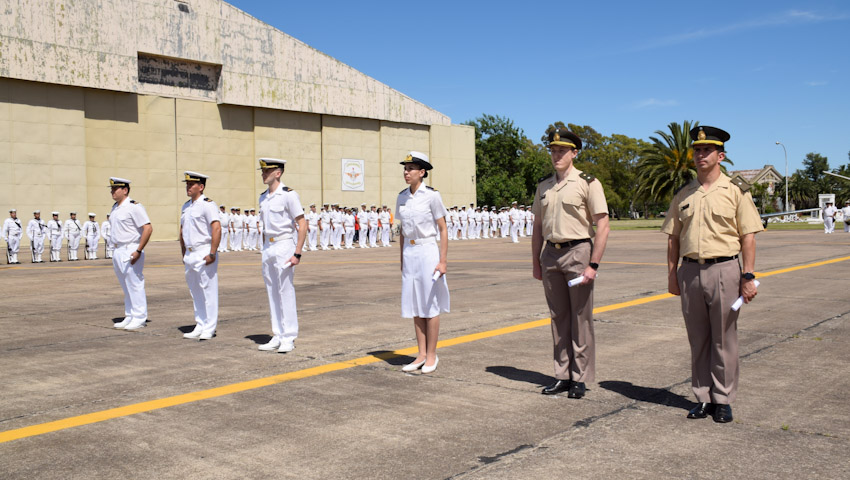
[245,334,273,345]
[598,380,693,410]
[367,350,414,366]
[485,366,554,387]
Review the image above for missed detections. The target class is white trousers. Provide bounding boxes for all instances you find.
[358,225,368,247]
[32,236,44,261]
[369,226,378,247]
[381,226,390,246]
[231,230,243,251]
[50,235,62,261]
[183,245,219,334]
[86,235,99,258]
[510,223,519,243]
[262,238,298,345]
[461,221,468,239]
[308,226,318,250]
[112,244,147,321]
[446,223,454,240]
[68,234,81,260]
[482,222,490,238]
[825,217,834,233]
[345,227,355,248]
[332,226,343,249]
[518,221,526,237]
[219,230,229,252]
[6,234,20,262]
[320,227,330,249]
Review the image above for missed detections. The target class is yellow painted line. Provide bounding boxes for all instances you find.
[1,254,848,444]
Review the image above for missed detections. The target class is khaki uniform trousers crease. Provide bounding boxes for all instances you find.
[541,241,595,382]
[678,260,740,404]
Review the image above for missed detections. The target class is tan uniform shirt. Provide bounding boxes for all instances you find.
[532,168,608,242]
[661,174,763,259]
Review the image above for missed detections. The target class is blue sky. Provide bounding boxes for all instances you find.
[228,0,849,175]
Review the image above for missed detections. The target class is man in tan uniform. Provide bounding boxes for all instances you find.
[532,127,610,399]
[661,125,762,423]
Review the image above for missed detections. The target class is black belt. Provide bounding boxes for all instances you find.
[546,238,590,250]
[682,255,738,265]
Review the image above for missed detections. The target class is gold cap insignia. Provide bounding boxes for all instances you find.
[404,154,413,163]
[553,131,561,142]
[698,129,706,141]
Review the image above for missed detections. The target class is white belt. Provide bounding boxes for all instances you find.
[267,234,292,243]
[185,243,210,252]
[114,242,139,248]
[407,236,437,246]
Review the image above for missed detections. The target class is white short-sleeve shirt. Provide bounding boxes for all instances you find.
[259,184,304,239]
[109,198,151,244]
[181,194,220,246]
[395,186,448,241]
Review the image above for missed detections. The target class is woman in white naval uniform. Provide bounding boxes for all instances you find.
[396,151,450,374]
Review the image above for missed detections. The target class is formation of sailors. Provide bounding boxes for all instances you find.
[445,202,534,243]
[2,209,113,263]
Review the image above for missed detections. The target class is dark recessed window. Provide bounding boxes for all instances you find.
[138,53,221,91]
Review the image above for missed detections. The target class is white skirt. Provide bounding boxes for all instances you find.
[401,241,450,318]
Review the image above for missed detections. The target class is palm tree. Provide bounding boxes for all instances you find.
[635,121,732,206]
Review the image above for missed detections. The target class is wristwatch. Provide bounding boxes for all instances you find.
[136,250,143,254]
[293,253,302,259]
[742,272,755,280]
[589,262,599,270]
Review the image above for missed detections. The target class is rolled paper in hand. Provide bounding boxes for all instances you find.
[432,271,442,281]
[282,261,292,269]
[194,260,207,270]
[569,275,596,287]
[731,280,760,311]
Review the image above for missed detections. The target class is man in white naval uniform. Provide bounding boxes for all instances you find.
[83,213,101,260]
[526,206,535,237]
[509,202,521,243]
[48,212,64,262]
[445,207,455,240]
[518,205,527,237]
[500,207,510,237]
[218,205,230,253]
[256,158,307,353]
[24,210,46,263]
[368,205,379,248]
[63,212,83,261]
[179,171,222,341]
[319,204,331,250]
[305,204,319,251]
[344,207,356,248]
[458,206,469,240]
[331,204,343,250]
[231,207,244,251]
[108,177,153,330]
[244,209,256,250]
[358,204,369,247]
[102,214,114,259]
[490,207,499,237]
[3,209,23,264]
[823,202,837,234]
[379,205,391,246]
[842,200,850,233]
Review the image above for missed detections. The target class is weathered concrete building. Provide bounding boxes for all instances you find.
[0,0,475,240]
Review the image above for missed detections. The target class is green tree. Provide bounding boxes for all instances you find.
[634,121,733,214]
[779,152,834,209]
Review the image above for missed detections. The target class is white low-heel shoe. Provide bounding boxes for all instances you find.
[402,359,426,372]
[421,356,439,374]
[183,327,202,339]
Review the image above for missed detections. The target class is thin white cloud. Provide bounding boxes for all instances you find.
[806,81,828,87]
[632,98,679,109]
[627,10,850,53]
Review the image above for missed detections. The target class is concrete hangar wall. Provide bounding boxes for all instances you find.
[0,0,475,241]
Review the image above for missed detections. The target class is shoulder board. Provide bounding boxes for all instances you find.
[538,173,554,183]
[112,202,118,208]
[282,186,292,192]
[261,188,269,195]
[731,177,751,193]
[673,180,693,196]
[399,188,408,194]
[426,186,436,191]
[204,197,213,202]
[129,200,137,204]
[579,172,596,183]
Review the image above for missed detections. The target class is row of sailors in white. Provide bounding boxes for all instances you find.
[218,207,262,252]
[302,204,393,251]
[2,210,117,263]
[445,204,534,242]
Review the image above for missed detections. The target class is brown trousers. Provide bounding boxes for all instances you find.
[678,260,741,404]
[541,241,595,382]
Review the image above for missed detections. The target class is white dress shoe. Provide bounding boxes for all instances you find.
[402,359,427,372]
[183,326,202,339]
[124,318,147,330]
[114,317,132,329]
[258,338,281,351]
[421,356,439,374]
[199,331,214,340]
[277,343,295,353]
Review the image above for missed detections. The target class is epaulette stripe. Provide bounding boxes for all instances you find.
[538,173,554,183]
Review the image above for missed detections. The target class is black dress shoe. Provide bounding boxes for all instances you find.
[687,402,715,419]
[712,404,733,423]
[542,379,572,395]
[567,382,586,399]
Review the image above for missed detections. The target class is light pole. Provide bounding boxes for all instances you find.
[776,141,788,214]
